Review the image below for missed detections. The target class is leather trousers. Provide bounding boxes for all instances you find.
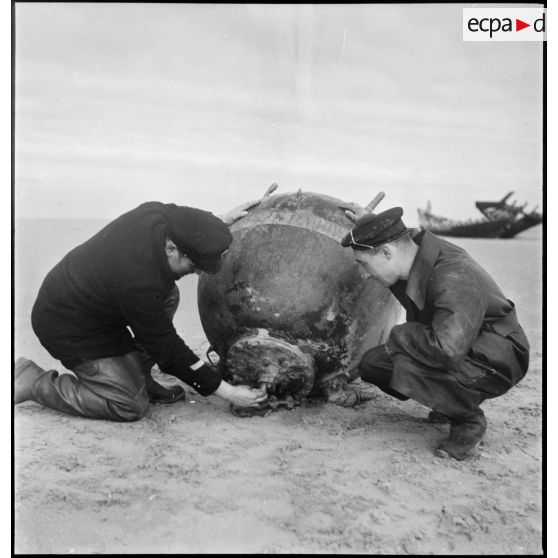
[359,341,526,419]
[26,286,183,421]
[29,351,150,422]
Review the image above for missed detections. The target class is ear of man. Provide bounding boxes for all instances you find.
[379,244,392,259]
[165,238,178,256]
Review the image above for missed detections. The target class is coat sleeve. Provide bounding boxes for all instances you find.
[116,285,222,395]
[387,266,487,371]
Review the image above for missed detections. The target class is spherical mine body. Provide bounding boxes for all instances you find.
[197,191,401,398]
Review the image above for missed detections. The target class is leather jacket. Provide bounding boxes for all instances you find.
[387,231,529,388]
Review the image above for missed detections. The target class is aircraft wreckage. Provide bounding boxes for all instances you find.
[197,185,401,416]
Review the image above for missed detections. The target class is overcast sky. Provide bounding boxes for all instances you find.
[14,3,543,225]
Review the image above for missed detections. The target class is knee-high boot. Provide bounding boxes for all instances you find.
[14,356,149,422]
[135,350,185,405]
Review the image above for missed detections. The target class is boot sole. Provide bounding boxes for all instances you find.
[149,391,186,405]
[434,440,483,461]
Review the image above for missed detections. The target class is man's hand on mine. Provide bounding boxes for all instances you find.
[338,202,364,223]
[326,383,374,407]
[219,200,261,226]
[327,385,358,407]
[215,381,268,407]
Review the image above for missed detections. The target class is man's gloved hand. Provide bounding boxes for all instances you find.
[338,202,365,223]
[214,380,268,407]
[219,200,261,226]
[339,192,385,222]
[326,383,374,407]
[219,183,278,226]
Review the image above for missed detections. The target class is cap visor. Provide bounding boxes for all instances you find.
[197,258,223,274]
[340,233,352,247]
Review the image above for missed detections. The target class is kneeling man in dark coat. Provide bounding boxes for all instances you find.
[341,207,530,460]
[15,201,267,421]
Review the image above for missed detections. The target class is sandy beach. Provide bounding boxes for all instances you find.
[14,218,543,554]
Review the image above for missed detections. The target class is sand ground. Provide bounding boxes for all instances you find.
[13,220,543,554]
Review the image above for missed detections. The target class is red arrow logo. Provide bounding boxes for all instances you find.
[516,19,530,31]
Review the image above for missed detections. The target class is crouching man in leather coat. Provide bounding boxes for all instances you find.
[15,201,267,421]
[341,207,529,460]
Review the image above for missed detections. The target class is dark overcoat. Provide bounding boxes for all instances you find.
[31,202,222,395]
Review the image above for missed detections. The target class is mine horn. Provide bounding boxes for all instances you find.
[364,191,385,213]
[262,182,278,199]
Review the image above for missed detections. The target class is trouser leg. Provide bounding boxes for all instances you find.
[358,342,516,460]
[390,353,484,418]
[386,326,528,419]
[27,351,149,422]
[358,345,409,401]
[358,344,485,418]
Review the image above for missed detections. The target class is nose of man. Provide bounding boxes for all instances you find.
[355,259,370,279]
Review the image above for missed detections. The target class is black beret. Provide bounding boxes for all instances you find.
[341,207,406,250]
[166,205,232,273]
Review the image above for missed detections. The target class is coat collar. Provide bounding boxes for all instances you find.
[405,230,441,311]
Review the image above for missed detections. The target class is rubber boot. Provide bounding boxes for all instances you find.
[145,374,186,405]
[16,354,151,420]
[14,357,46,404]
[427,410,451,424]
[434,409,487,460]
[137,352,185,405]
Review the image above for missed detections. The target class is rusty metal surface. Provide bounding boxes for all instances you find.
[197,190,400,398]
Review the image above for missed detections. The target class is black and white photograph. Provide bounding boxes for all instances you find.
[13,2,545,554]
